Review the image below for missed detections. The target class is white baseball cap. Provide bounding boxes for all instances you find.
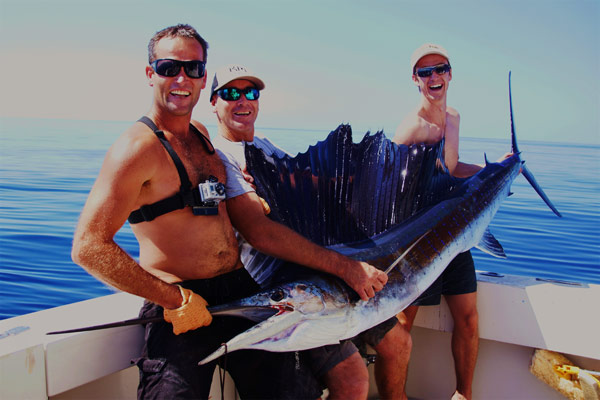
[210,64,265,100]
[410,43,450,73]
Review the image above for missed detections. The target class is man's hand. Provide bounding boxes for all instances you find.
[163,285,212,335]
[496,152,521,173]
[241,166,255,188]
[341,260,388,301]
[496,152,514,163]
[241,167,270,214]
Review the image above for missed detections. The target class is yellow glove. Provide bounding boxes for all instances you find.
[258,196,271,215]
[163,285,212,335]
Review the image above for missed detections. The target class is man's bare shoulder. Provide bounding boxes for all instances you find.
[446,106,460,120]
[191,119,210,138]
[102,121,164,176]
[393,111,426,145]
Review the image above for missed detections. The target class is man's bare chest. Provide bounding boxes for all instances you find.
[167,139,226,186]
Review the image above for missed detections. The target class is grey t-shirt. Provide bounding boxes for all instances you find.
[213,133,289,286]
[213,133,288,199]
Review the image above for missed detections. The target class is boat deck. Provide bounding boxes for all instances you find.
[1,272,598,399]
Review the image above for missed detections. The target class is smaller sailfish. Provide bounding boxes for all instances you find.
[198,73,561,365]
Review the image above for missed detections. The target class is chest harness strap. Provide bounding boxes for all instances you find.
[128,116,218,224]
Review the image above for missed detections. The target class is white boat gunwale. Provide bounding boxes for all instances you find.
[1,272,598,399]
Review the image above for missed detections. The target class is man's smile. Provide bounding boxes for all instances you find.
[170,89,191,97]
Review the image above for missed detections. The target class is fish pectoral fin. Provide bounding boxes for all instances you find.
[476,228,507,259]
[290,316,350,348]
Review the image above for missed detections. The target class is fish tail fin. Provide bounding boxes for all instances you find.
[521,164,562,217]
[508,72,562,218]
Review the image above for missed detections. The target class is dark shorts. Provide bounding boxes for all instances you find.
[133,269,321,400]
[305,341,358,380]
[411,250,477,306]
[351,316,398,353]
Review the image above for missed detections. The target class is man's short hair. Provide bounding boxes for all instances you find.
[148,24,209,64]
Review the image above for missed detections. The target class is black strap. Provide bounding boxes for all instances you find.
[190,123,216,155]
[128,189,204,224]
[138,116,193,190]
[128,117,212,224]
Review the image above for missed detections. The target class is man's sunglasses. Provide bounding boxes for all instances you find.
[151,58,206,79]
[415,63,451,78]
[216,87,260,101]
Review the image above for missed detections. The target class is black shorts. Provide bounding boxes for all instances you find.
[411,250,477,306]
[133,269,322,400]
[305,341,358,379]
[350,316,398,356]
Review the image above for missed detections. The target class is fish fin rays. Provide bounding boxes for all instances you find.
[475,228,507,259]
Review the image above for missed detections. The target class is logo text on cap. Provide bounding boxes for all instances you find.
[228,66,248,73]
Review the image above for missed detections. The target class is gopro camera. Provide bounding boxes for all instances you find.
[199,180,226,203]
[193,177,226,216]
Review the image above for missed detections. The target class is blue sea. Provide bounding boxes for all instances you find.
[1,117,599,320]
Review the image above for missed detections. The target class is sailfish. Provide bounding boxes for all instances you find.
[197,73,561,365]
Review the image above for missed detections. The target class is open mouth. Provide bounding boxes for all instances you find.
[234,111,251,116]
[170,89,191,97]
[429,84,443,91]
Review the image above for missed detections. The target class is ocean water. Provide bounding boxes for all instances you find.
[1,118,598,320]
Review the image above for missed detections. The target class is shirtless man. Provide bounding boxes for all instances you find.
[393,43,511,400]
[209,64,409,400]
[71,25,324,399]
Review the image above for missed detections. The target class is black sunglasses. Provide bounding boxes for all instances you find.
[216,87,260,101]
[151,58,206,79]
[415,63,451,78]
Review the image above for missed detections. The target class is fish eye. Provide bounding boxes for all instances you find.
[270,289,285,302]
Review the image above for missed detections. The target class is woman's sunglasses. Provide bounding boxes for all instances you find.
[151,58,206,79]
[216,87,260,101]
[415,63,451,78]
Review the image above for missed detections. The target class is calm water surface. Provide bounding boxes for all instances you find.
[1,118,598,319]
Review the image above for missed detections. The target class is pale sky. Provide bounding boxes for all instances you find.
[1,0,598,143]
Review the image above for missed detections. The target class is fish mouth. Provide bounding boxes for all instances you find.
[273,304,294,314]
[209,304,293,323]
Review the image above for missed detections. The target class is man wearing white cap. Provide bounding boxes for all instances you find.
[393,43,512,400]
[210,64,410,400]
